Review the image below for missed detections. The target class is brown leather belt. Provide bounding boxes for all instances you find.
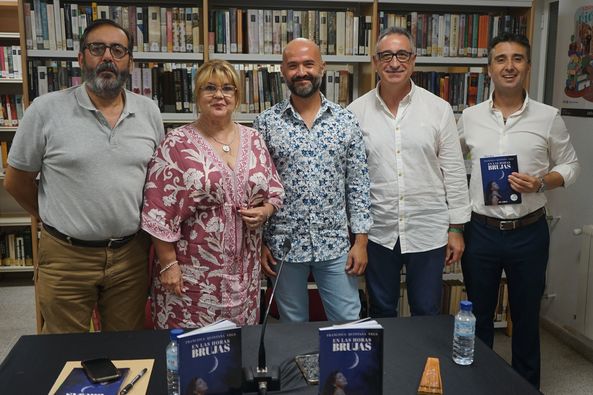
[43,224,136,249]
[471,207,546,231]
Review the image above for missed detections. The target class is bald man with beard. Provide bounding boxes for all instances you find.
[254,39,372,322]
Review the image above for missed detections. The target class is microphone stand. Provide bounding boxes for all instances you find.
[243,239,291,394]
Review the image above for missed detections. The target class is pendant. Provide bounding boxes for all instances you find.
[222,145,231,153]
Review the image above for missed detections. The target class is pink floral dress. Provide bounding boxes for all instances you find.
[141,123,284,329]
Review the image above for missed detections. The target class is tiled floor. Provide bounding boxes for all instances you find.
[1,283,592,394]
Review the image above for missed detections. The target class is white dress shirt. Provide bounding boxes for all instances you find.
[348,81,471,253]
[458,92,580,219]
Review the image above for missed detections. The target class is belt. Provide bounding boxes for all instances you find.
[471,207,546,231]
[43,224,136,249]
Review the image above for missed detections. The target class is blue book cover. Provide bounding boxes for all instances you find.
[319,319,384,395]
[479,155,521,205]
[53,368,129,395]
[177,320,242,395]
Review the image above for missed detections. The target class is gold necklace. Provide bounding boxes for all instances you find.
[203,125,237,153]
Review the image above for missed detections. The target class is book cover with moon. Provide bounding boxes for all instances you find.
[53,368,129,395]
[318,319,383,395]
[479,155,521,205]
[177,320,242,395]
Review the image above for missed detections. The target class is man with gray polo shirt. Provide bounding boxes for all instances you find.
[4,19,164,333]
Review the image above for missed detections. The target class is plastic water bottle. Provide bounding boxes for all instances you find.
[166,328,184,395]
[452,300,476,365]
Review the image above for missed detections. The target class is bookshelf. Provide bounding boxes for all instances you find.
[13,0,532,331]
[0,0,36,275]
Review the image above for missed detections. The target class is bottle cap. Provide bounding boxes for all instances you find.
[169,328,184,340]
[460,300,473,311]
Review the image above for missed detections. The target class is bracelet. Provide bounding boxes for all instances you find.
[537,176,546,193]
[448,227,463,233]
[265,207,274,222]
[159,260,178,275]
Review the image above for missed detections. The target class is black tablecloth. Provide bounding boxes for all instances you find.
[0,315,539,394]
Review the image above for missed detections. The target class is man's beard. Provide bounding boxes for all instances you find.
[82,61,129,99]
[286,74,322,98]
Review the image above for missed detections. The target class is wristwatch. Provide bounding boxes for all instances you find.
[537,176,546,193]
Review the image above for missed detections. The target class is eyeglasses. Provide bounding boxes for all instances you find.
[83,42,130,59]
[200,84,237,98]
[375,50,415,64]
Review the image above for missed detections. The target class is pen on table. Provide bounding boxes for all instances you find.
[119,367,148,395]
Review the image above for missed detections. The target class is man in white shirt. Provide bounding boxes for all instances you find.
[458,33,579,389]
[348,27,471,318]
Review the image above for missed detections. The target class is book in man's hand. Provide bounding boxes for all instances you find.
[479,154,521,206]
[53,368,129,395]
[319,318,384,395]
[177,319,242,395]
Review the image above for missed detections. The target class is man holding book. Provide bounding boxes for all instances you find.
[347,27,470,318]
[254,38,372,322]
[458,33,580,388]
[4,19,164,333]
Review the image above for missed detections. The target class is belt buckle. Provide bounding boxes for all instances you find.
[107,237,124,248]
[499,220,517,231]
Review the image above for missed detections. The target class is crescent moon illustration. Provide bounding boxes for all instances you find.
[347,352,359,370]
[209,355,219,373]
[498,170,505,180]
[81,385,95,392]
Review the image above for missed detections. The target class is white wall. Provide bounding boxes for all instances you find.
[542,0,593,329]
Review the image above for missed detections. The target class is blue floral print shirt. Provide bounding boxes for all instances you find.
[254,94,372,263]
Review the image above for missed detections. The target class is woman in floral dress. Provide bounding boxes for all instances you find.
[142,60,284,329]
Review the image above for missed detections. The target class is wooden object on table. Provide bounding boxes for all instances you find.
[417,356,443,395]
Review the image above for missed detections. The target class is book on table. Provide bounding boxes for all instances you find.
[53,367,129,395]
[177,319,242,395]
[319,318,384,395]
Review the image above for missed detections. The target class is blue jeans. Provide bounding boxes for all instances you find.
[366,240,445,317]
[273,254,361,322]
[462,214,549,389]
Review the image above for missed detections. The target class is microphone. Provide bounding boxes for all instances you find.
[243,239,292,394]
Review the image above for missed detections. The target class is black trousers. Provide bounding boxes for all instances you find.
[462,214,549,389]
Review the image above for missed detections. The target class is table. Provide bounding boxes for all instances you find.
[0,315,540,394]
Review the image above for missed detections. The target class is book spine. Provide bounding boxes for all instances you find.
[335,11,345,56]
[158,8,166,52]
[319,12,328,55]
[184,8,192,52]
[192,8,201,53]
[148,6,160,52]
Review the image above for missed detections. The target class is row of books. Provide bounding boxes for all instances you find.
[235,64,352,113]
[442,279,468,316]
[1,140,12,170]
[209,9,372,56]
[28,64,487,116]
[443,260,462,275]
[0,228,34,267]
[439,279,509,324]
[27,59,80,97]
[27,59,197,113]
[0,95,24,127]
[411,70,491,112]
[27,59,354,113]
[25,1,202,53]
[379,12,528,57]
[0,46,22,80]
[398,280,507,323]
[494,281,509,323]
